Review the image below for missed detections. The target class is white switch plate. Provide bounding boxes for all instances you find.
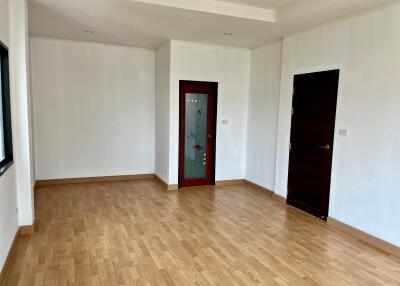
[222,120,228,125]
[339,129,348,136]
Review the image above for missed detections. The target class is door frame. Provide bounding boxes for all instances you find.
[178,80,218,188]
[286,69,340,220]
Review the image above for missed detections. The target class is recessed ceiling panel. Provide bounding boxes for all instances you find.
[28,0,396,49]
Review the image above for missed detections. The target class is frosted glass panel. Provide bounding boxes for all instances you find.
[184,93,208,179]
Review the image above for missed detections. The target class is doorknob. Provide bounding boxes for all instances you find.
[317,144,330,150]
[208,134,212,138]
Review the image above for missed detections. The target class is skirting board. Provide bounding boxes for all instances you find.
[36,174,155,187]
[244,180,286,204]
[0,219,37,285]
[154,175,178,191]
[272,193,287,204]
[20,219,37,236]
[215,179,245,186]
[244,180,274,197]
[327,217,400,257]
[155,177,246,190]
[0,228,19,286]
[167,184,179,191]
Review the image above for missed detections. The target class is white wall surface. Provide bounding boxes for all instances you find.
[275,3,400,246]
[0,167,18,273]
[0,0,19,272]
[168,40,250,184]
[155,42,171,183]
[246,42,282,191]
[30,38,155,179]
[9,0,35,226]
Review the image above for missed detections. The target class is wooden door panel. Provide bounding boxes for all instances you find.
[287,70,339,220]
[292,176,323,207]
[178,81,218,188]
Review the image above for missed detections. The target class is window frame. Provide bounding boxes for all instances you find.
[0,40,13,176]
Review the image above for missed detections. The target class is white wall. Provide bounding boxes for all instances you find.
[0,167,18,272]
[0,0,20,273]
[169,40,250,184]
[155,42,171,183]
[275,3,400,246]
[9,0,35,227]
[30,38,155,179]
[246,42,282,191]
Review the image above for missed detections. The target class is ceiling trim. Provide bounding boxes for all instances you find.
[129,0,276,22]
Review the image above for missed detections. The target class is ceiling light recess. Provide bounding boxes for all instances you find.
[84,28,95,34]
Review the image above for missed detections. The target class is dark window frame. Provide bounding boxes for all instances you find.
[0,40,13,176]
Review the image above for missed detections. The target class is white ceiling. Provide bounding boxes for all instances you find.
[28,0,397,49]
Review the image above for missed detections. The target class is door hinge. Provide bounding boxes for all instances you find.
[291,107,294,116]
[289,142,292,151]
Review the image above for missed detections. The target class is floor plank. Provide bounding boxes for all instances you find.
[5,179,400,285]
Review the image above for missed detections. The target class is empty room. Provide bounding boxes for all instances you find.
[1,0,400,285]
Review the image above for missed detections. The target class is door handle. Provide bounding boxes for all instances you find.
[208,134,212,138]
[317,144,330,151]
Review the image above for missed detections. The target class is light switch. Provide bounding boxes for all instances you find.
[339,129,348,136]
[222,120,228,125]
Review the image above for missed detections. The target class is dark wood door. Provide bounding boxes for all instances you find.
[287,70,339,220]
[179,81,217,188]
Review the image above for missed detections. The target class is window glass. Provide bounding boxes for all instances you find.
[0,42,13,174]
[0,57,4,162]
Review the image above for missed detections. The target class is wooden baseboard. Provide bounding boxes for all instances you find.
[215,179,245,186]
[36,174,155,187]
[0,228,20,285]
[327,217,400,257]
[272,193,287,204]
[155,177,246,190]
[154,174,178,191]
[0,218,38,285]
[244,180,274,197]
[167,184,179,191]
[244,179,286,204]
[154,174,166,186]
[19,219,37,236]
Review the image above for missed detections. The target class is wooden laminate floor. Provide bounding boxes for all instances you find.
[5,179,400,285]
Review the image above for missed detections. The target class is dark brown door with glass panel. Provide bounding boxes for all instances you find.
[287,70,339,220]
[178,81,217,188]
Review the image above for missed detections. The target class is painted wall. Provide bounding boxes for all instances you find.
[155,42,171,183]
[0,167,18,273]
[275,3,400,246]
[9,0,36,227]
[245,42,282,191]
[30,38,155,179]
[0,0,19,273]
[169,40,250,184]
